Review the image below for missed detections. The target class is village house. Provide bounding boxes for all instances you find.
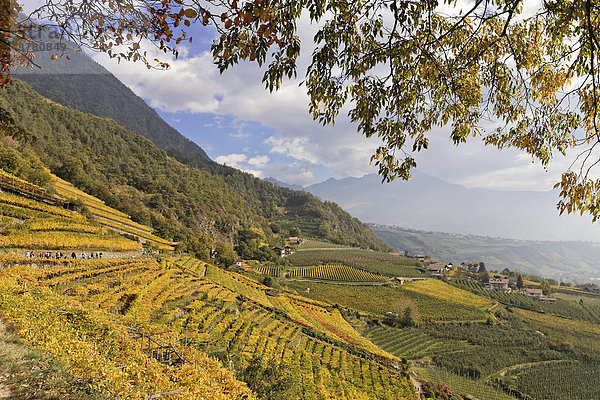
[272,246,293,257]
[460,261,481,273]
[394,277,406,285]
[272,246,286,257]
[523,288,556,303]
[485,276,511,292]
[524,288,543,298]
[537,297,557,304]
[425,262,453,275]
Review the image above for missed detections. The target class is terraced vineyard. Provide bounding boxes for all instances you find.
[288,248,421,276]
[0,169,66,205]
[0,186,141,252]
[0,260,253,399]
[288,264,390,282]
[0,258,418,399]
[286,281,491,322]
[402,279,494,309]
[50,175,174,251]
[298,239,351,249]
[204,262,393,357]
[252,265,282,277]
[364,325,470,360]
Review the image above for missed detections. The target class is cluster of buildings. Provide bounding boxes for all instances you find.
[415,254,557,303]
[272,237,301,257]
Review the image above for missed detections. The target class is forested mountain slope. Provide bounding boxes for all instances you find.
[1,80,389,252]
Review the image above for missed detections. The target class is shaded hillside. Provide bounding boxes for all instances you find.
[15,73,223,173]
[1,80,389,251]
[372,225,600,283]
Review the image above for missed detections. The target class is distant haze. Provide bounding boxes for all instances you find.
[305,170,600,242]
[371,225,600,284]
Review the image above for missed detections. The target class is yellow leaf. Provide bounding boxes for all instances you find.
[184,9,197,19]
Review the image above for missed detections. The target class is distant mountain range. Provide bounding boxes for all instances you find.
[305,171,600,242]
[370,225,600,283]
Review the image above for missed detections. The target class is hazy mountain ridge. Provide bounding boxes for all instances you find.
[305,171,600,242]
[372,224,600,283]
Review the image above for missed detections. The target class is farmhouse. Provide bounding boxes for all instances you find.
[272,246,286,257]
[537,297,557,304]
[460,262,480,272]
[525,288,543,298]
[425,262,453,274]
[485,277,511,292]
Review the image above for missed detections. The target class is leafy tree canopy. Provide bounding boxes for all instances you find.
[5,0,600,221]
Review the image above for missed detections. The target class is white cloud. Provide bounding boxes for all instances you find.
[214,153,247,166]
[265,137,320,164]
[230,132,252,139]
[213,153,269,178]
[89,16,384,182]
[248,155,270,168]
